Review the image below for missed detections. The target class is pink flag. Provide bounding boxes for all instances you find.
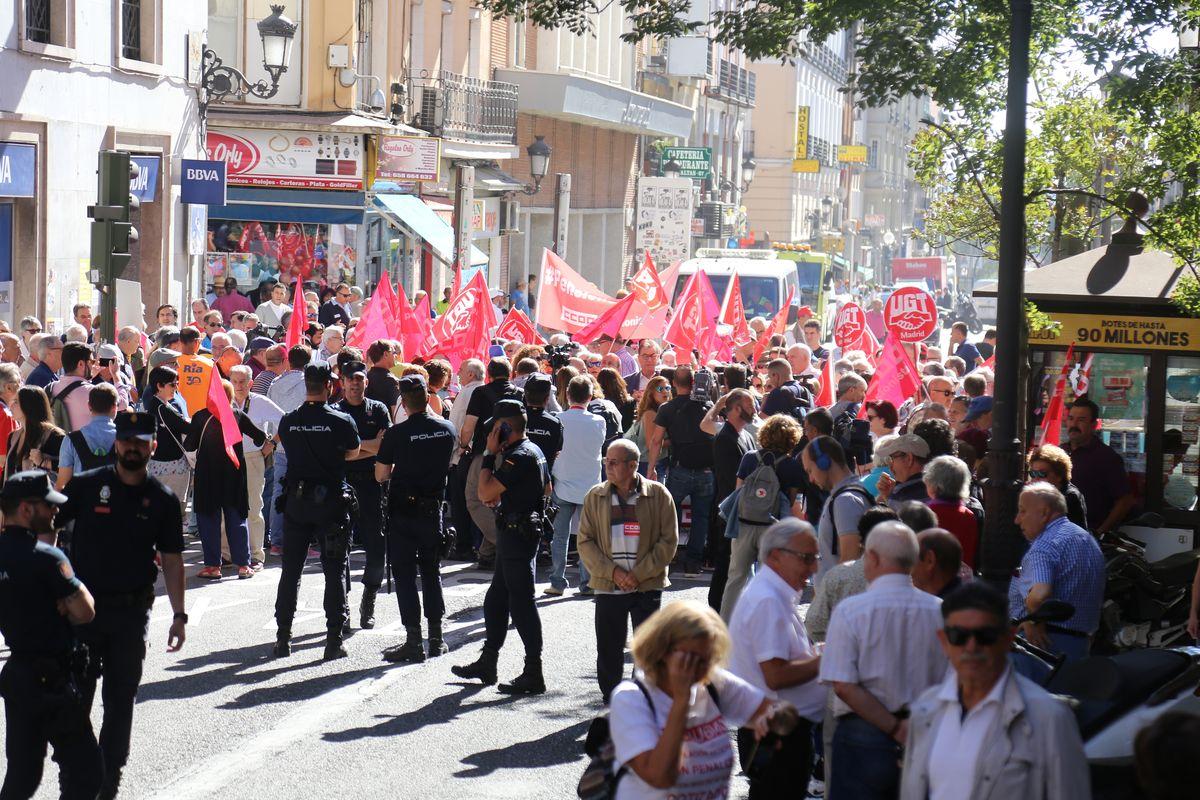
[719,271,753,347]
[858,336,923,419]
[284,281,307,350]
[1038,343,1076,446]
[395,288,430,359]
[495,308,547,345]
[375,273,400,335]
[205,368,241,468]
[421,271,492,369]
[345,291,391,350]
[575,293,638,344]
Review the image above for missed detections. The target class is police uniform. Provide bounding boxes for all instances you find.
[523,374,564,475]
[452,399,549,694]
[273,363,361,659]
[376,375,457,662]
[333,363,392,628]
[57,412,184,798]
[0,472,104,800]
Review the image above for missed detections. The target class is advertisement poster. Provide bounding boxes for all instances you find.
[376,136,441,182]
[206,129,363,190]
[634,176,693,273]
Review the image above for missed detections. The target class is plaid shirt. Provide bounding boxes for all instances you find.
[1008,515,1105,633]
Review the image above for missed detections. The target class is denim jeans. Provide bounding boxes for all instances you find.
[550,491,589,590]
[666,466,714,563]
[830,714,902,800]
[197,506,249,567]
[268,446,288,547]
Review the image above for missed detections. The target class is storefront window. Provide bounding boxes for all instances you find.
[1031,349,1148,504]
[204,220,357,290]
[1164,356,1200,512]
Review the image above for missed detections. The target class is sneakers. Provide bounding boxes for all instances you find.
[307,547,321,559]
[577,586,594,597]
[451,649,498,685]
[237,565,254,579]
[197,566,222,580]
[269,545,283,556]
[472,558,495,571]
[542,585,564,597]
[249,560,265,573]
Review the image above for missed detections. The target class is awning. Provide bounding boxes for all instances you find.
[475,166,526,193]
[207,187,365,225]
[373,193,488,267]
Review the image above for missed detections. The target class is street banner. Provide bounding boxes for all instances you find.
[421,271,493,369]
[719,272,754,347]
[205,362,241,468]
[495,308,546,345]
[1038,343,1077,446]
[834,302,867,348]
[535,249,677,340]
[884,286,939,342]
[284,281,307,350]
[858,336,922,419]
[628,252,669,311]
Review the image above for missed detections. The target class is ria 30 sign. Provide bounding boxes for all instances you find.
[205,129,364,191]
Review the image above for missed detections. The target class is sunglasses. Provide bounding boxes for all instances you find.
[654,386,670,394]
[944,625,1006,647]
[24,327,42,334]
[930,388,954,397]
[777,547,820,565]
[1028,468,1048,479]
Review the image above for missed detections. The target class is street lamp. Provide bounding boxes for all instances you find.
[740,157,756,192]
[526,135,552,191]
[201,4,298,111]
[662,158,683,179]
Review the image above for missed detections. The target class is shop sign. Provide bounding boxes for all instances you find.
[0,143,36,198]
[180,159,227,205]
[864,214,886,229]
[838,145,869,163]
[130,156,160,202]
[205,129,364,190]
[794,107,809,160]
[635,176,693,269]
[376,136,441,182]
[1031,312,1200,351]
[792,159,820,174]
[884,286,939,342]
[471,198,500,239]
[661,147,711,180]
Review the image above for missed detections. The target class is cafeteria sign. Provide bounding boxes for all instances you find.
[662,147,711,180]
[1031,313,1200,352]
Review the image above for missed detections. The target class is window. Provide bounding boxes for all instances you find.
[1164,356,1200,512]
[25,0,50,43]
[120,0,140,60]
[20,0,74,55]
[115,0,161,68]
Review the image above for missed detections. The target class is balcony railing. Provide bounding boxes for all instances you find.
[808,136,834,166]
[406,70,518,146]
[803,41,848,83]
[707,57,755,107]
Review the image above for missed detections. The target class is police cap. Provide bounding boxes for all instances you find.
[485,398,526,427]
[248,336,276,353]
[398,374,426,393]
[115,411,156,442]
[525,373,552,390]
[0,470,68,505]
[342,360,369,379]
[304,363,333,383]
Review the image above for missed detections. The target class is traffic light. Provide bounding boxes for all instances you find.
[87,150,139,341]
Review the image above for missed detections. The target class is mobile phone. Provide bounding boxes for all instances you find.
[498,421,513,440]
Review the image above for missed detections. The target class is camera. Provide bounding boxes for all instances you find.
[544,344,572,370]
[692,367,715,404]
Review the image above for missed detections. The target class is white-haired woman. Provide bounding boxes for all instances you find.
[923,454,981,569]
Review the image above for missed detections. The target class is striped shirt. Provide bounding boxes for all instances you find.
[251,370,277,396]
[1008,515,1105,633]
[597,482,643,595]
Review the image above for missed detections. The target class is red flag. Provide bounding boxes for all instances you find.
[395,289,430,359]
[1038,343,1076,446]
[495,308,547,345]
[692,271,724,364]
[421,270,492,369]
[346,290,391,350]
[858,336,922,419]
[284,281,307,350]
[814,346,837,407]
[375,273,400,336]
[412,293,434,338]
[663,272,701,353]
[575,293,638,344]
[719,271,753,347]
[628,252,669,311]
[205,368,241,468]
[982,353,996,370]
[752,286,795,368]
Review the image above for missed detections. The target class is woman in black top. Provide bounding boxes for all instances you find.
[5,386,65,478]
[598,368,636,431]
[1028,444,1090,532]
[185,377,266,579]
[144,366,192,517]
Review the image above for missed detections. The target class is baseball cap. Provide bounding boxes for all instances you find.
[964,396,994,422]
[489,288,506,299]
[304,363,332,383]
[96,343,123,362]
[114,411,156,442]
[875,433,931,461]
[524,373,552,390]
[485,398,526,427]
[148,348,181,370]
[248,336,275,353]
[0,470,68,505]
[342,360,368,379]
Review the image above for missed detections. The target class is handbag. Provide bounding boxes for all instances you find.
[157,404,200,470]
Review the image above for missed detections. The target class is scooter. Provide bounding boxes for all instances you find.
[1014,601,1200,800]
[941,291,982,333]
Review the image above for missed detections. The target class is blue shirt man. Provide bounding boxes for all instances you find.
[58,415,117,478]
[26,361,57,388]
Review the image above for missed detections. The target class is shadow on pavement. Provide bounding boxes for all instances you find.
[454,719,591,777]
[320,683,506,742]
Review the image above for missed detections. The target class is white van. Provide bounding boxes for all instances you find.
[673,249,802,319]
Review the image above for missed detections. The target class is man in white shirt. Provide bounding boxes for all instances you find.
[728,518,825,797]
[819,521,947,800]
[546,376,607,595]
[447,359,484,559]
[901,582,1089,800]
[229,365,282,568]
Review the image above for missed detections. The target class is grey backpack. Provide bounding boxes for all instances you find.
[737,451,781,525]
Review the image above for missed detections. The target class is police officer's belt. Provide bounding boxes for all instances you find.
[289,479,345,500]
[391,489,441,516]
[499,511,544,541]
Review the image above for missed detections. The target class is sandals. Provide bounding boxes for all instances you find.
[237,565,255,579]
[197,566,222,580]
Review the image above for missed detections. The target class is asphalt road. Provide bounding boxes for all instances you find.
[1,540,750,799]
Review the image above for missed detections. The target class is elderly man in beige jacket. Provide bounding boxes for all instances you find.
[577,439,678,702]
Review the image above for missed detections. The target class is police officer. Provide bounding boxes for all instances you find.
[333,359,391,629]
[0,471,103,799]
[451,399,550,694]
[273,362,361,660]
[375,375,456,663]
[523,373,563,475]
[57,411,187,799]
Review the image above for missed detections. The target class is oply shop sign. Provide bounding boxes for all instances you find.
[884,287,939,342]
[205,129,364,190]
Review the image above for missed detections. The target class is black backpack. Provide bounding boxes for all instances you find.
[832,404,873,468]
[823,480,874,557]
[67,430,116,472]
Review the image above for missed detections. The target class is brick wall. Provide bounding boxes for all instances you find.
[488,14,508,71]
[512,114,636,211]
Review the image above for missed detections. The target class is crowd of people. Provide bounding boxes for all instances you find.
[0,273,1195,800]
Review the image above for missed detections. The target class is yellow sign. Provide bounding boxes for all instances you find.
[795,106,809,160]
[1031,312,1200,351]
[838,145,869,163]
[792,159,820,173]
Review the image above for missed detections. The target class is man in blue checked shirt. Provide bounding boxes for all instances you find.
[1010,481,1105,677]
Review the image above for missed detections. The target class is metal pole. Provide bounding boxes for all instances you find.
[454,164,475,279]
[552,173,571,256]
[981,0,1033,585]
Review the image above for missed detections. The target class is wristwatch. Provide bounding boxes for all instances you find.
[173,612,189,623]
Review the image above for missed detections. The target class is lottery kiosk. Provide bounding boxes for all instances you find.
[979,231,1199,556]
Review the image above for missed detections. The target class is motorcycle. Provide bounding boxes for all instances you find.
[1094,514,1200,653]
[1014,601,1200,800]
[941,291,982,333]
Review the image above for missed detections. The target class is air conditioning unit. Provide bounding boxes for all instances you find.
[647,54,667,71]
[500,198,521,234]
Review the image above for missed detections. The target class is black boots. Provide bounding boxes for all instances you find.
[451,647,499,685]
[324,633,348,661]
[427,620,448,657]
[383,625,426,663]
[273,631,291,658]
[360,587,378,629]
[498,657,546,695]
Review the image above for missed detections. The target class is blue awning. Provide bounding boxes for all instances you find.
[373,193,488,267]
[207,187,366,225]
